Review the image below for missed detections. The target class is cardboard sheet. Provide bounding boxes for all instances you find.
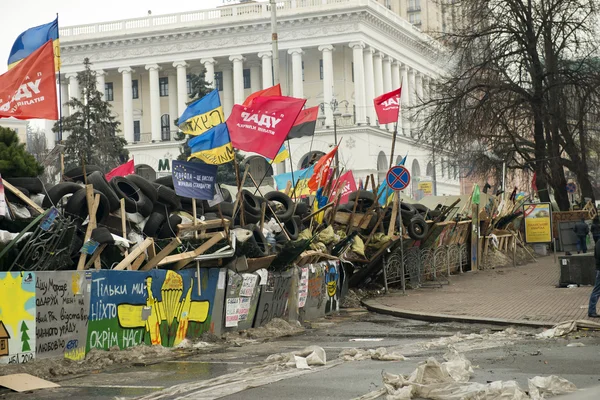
[0,373,60,392]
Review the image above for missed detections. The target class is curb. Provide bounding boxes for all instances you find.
[362,298,554,329]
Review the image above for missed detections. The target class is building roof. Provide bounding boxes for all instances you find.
[0,321,11,339]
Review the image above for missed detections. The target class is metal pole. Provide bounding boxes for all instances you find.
[270,0,280,86]
[502,161,506,193]
[399,197,406,295]
[382,255,389,293]
[334,117,339,172]
[432,146,438,196]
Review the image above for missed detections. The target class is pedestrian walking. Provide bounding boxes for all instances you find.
[573,217,589,254]
[588,238,600,318]
[591,217,600,245]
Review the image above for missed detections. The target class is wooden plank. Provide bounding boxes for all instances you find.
[120,198,128,257]
[147,242,156,260]
[114,238,154,270]
[387,192,399,237]
[77,189,100,271]
[84,243,107,270]
[140,237,181,271]
[3,180,44,214]
[130,253,147,271]
[177,219,230,234]
[160,232,226,268]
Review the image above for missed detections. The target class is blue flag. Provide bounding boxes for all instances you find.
[172,161,217,200]
[9,18,60,71]
[178,90,224,136]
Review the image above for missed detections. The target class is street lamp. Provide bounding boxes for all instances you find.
[319,98,350,172]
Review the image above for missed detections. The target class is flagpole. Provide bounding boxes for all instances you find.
[287,139,297,199]
[56,13,64,144]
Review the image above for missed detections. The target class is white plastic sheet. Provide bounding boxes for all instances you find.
[528,375,577,399]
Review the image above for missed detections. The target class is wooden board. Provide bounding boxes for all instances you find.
[0,373,59,392]
[2,181,44,214]
[159,232,226,267]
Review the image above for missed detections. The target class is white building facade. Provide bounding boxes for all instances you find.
[57,0,460,198]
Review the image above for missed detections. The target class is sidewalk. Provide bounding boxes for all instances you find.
[364,256,594,327]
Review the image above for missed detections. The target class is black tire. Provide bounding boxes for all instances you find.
[111,177,153,216]
[400,202,418,224]
[152,201,172,216]
[143,212,166,237]
[126,175,158,204]
[241,190,262,214]
[244,224,268,257]
[87,171,121,212]
[154,175,174,188]
[220,186,233,203]
[64,165,103,182]
[158,214,183,239]
[65,188,110,224]
[42,182,82,208]
[348,190,375,211]
[152,184,182,211]
[294,202,309,216]
[91,227,115,245]
[5,177,44,194]
[276,215,299,241]
[264,191,294,222]
[338,201,356,212]
[407,215,428,240]
[6,187,29,206]
[219,202,234,217]
[413,203,430,215]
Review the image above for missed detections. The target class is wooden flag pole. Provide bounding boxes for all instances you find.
[192,198,199,240]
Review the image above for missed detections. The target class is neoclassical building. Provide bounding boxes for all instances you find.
[55,0,460,197]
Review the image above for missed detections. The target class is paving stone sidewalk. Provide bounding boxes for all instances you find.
[365,256,595,326]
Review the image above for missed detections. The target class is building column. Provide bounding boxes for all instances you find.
[374,52,384,98]
[415,72,424,134]
[44,120,55,150]
[200,58,216,89]
[288,48,304,98]
[229,55,245,105]
[349,41,367,125]
[66,73,80,115]
[95,70,106,98]
[173,61,188,118]
[222,66,234,117]
[168,73,178,131]
[318,45,335,127]
[400,65,410,136]
[118,67,135,143]
[60,79,69,118]
[258,52,273,88]
[145,64,162,142]
[363,48,376,125]
[250,63,261,93]
[383,56,392,94]
[408,67,417,137]
[392,61,402,131]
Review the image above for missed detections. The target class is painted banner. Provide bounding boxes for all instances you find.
[523,202,552,243]
[329,171,358,205]
[172,160,217,200]
[0,41,58,120]
[35,272,91,361]
[0,272,36,364]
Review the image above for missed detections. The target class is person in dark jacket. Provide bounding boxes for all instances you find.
[591,217,600,244]
[573,218,589,253]
[588,239,600,317]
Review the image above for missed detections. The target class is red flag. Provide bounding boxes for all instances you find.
[308,146,338,192]
[374,87,401,124]
[288,106,319,139]
[242,84,282,106]
[531,172,537,193]
[330,171,358,204]
[106,159,135,181]
[227,95,306,159]
[0,41,58,120]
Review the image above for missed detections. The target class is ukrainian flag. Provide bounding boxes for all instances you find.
[8,18,60,72]
[178,89,224,136]
[266,145,290,164]
[188,123,234,165]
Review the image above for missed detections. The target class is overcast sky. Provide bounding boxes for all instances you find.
[0,0,226,74]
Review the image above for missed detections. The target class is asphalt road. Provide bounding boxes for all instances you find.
[3,310,600,399]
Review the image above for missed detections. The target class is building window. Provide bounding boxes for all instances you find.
[243,69,251,89]
[133,121,141,142]
[409,12,421,25]
[159,77,168,97]
[186,74,193,95]
[351,62,354,82]
[302,61,305,81]
[319,59,323,80]
[161,114,170,141]
[132,80,139,99]
[105,82,114,101]
[408,0,421,12]
[215,71,224,91]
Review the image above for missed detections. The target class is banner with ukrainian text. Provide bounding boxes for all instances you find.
[0,41,58,120]
[172,161,217,200]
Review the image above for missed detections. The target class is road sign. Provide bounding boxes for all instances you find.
[566,182,577,194]
[386,165,411,191]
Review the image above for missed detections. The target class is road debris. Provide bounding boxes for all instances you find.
[536,320,600,338]
[339,347,407,361]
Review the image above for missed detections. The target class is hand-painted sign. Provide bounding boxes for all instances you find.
[523,202,552,243]
[386,165,411,191]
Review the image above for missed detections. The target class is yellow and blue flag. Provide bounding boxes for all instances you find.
[8,18,60,72]
[178,89,224,136]
[188,124,234,165]
[266,145,290,164]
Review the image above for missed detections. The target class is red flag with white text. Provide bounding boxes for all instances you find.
[0,41,57,120]
[308,146,338,192]
[105,159,135,181]
[227,95,306,159]
[330,170,358,204]
[374,87,401,124]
